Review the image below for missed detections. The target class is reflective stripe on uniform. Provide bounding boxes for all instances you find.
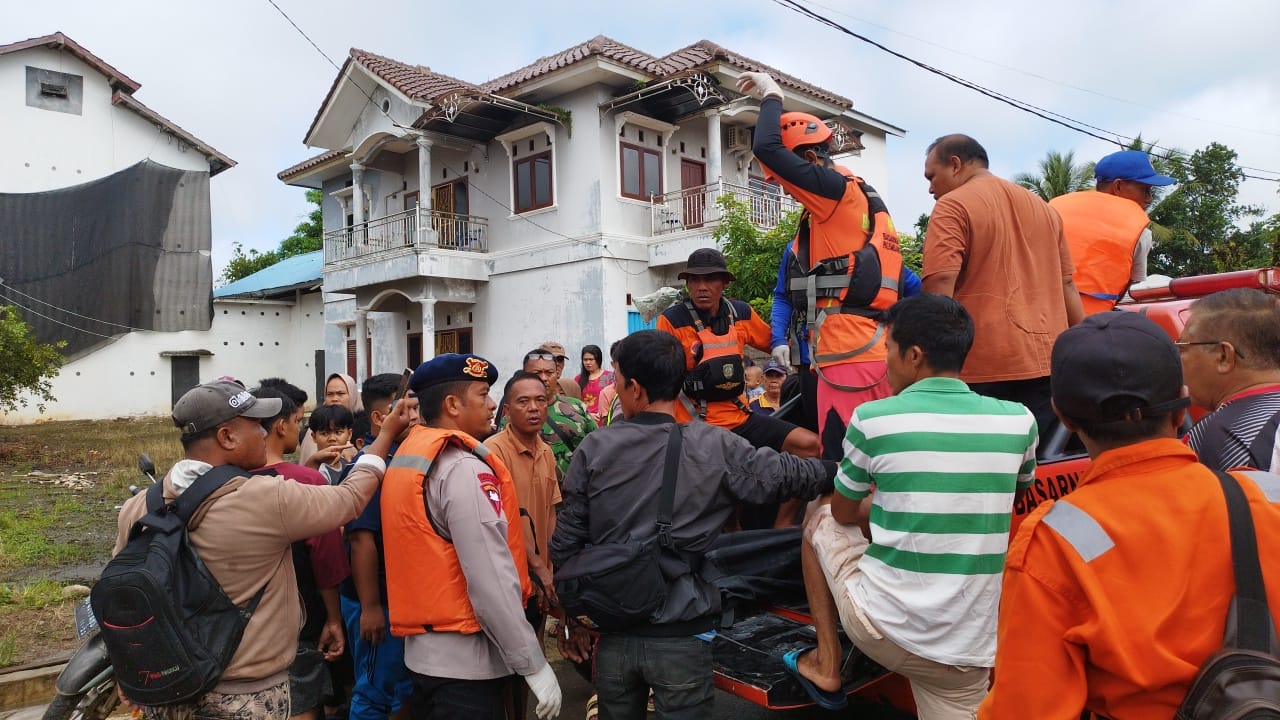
[472,443,491,460]
[1042,500,1115,563]
[1241,470,1280,502]
[389,454,433,473]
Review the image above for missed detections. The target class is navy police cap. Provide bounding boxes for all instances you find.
[409,353,499,393]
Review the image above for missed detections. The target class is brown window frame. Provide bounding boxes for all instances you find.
[620,142,663,201]
[512,150,554,213]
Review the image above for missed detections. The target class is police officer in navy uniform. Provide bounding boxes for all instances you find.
[376,354,562,720]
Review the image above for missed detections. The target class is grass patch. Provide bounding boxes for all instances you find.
[0,632,14,667]
[0,580,70,609]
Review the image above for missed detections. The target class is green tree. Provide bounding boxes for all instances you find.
[1014,150,1094,201]
[1149,142,1265,276]
[220,189,324,283]
[0,305,65,413]
[714,194,801,319]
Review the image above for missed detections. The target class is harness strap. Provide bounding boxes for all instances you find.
[810,318,887,392]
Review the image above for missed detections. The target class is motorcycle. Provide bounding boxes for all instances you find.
[42,454,157,720]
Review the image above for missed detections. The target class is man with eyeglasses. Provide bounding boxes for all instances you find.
[521,348,598,479]
[1050,150,1176,315]
[1180,288,1280,472]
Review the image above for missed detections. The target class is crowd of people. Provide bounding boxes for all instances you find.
[104,69,1280,720]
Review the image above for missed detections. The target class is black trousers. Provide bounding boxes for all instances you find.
[406,673,509,720]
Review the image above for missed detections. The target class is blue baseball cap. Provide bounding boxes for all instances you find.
[409,353,499,393]
[1094,150,1176,186]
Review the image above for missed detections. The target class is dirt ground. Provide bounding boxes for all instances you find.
[0,417,183,668]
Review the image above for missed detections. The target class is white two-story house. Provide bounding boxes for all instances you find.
[279,36,905,382]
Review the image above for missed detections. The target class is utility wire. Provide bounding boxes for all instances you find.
[770,0,1280,182]
[0,280,147,331]
[0,293,119,340]
[799,0,1280,141]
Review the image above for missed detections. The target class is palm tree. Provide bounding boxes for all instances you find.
[1014,150,1094,201]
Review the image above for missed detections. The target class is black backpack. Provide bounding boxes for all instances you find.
[91,466,266,706]
[1175,471,1280,719]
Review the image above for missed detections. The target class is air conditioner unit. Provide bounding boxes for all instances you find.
[726,126,752,152]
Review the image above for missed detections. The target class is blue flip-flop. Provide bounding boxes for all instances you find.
[782,647,848,710]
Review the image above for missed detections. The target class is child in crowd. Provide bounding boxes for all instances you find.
[744,364,765,402]
[307,404,355,485]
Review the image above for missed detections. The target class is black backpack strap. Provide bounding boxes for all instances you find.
[1213,470,1279,653]
[169,465,250,523]
[655,423,683,550]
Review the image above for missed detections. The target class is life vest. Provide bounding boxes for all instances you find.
[380,425,532,638]
[776,167,899,389]
[680,298,748,417]
[1050,190,1151,315]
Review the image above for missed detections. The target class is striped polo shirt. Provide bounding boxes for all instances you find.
[835,376,1037,666]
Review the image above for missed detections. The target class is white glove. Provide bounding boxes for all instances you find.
[772,344,791,368]
[524,662,562,720]
[736,71,783,101]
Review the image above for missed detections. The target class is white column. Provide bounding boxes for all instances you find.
[705,110,723,183]
[416,136,433,211]
[354,308,369,382]
[420,299,437,364]
[350,162,366,226]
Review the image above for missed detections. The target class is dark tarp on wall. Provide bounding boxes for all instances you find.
[0,160,214,357]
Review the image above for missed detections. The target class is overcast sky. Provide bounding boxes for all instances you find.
[5,0,1278,274]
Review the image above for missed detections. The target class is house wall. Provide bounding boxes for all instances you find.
[0,46,211,193]
[3,293,326,424]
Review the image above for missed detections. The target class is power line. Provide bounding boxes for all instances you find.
[0,280,147,331]
[770,0,1280,183]
[264,0,652,275]
[798,0,1280,141]
[0,292,119,340]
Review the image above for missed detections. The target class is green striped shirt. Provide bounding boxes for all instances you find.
[834,376,1036,666]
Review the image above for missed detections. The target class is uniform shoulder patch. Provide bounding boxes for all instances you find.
[477,471,502,516]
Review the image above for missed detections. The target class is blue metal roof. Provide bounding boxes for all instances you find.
[214,251,323,299]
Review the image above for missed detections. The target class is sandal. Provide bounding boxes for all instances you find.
[782,646,848,710]
[585,693,599,720]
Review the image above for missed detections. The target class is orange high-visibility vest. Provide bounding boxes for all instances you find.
[380,425,532,637]
[1051,190,1151,315]
[777,165,901,369]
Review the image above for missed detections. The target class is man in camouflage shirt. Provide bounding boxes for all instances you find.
[522,347,598,478]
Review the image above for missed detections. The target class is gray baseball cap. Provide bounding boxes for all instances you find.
[173,380,282,435]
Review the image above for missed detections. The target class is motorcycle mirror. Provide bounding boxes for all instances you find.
[138,454,155,476]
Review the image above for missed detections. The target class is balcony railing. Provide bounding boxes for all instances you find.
[650,179,800,236]
[323,206,489,263]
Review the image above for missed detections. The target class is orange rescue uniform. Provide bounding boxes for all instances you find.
[1050,190,1151,315]
[379,425,533,638]
[980,439,1280,719]
[774,165,898,367]
[657,298,772,429]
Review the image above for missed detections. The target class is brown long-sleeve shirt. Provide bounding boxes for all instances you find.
[113,455,384,693]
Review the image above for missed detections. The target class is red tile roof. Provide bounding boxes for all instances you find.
[0,32,141,93]
[481,35,663,94]
[350,48,482,102]
[277,149,347,181]
[658,39,850,108]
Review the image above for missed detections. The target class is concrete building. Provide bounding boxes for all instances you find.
[2,251,324,424]
[0,32,241,423]
[278,37,905,382]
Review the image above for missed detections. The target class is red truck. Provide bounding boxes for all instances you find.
[710,267,1280,713]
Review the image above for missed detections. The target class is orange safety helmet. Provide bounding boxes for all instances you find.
[779,112,832,152]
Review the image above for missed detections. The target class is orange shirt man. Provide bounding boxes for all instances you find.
[980,312,1280,719]
[922,133,1083,441]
